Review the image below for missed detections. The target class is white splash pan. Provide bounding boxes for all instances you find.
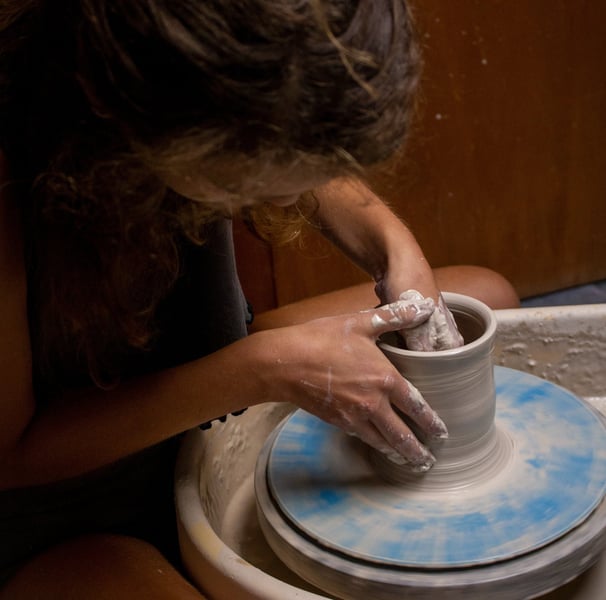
[175,303,606,600]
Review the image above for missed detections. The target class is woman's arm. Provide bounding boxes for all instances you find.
[0,172,443,487]
[308,176,440,303]
[307,176,463,349]
[0,173,445,489]
[0,297,443,488]
[0,166,272,487]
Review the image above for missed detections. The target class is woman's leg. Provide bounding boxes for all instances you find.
[251,265,519,331]
[0,534,204,600]
[433,265,520,310]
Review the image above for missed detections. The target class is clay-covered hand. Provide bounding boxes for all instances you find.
[398,290,464,351]
[263,296,448,471]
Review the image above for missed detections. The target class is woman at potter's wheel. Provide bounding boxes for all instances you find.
[0,1,518,598]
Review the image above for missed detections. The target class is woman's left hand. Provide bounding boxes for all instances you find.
[309,177,464,351]
[375,272,463,352]
[396,290,463,351]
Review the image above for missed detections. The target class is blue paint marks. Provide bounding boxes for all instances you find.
[457,511,491,531]
[267,367,606,568]
[318,488,344,507]
[492,503,519,524]
[514,384,545,405]
[524,496,562,522]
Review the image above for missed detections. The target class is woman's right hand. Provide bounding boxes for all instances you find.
[259,296,448,471]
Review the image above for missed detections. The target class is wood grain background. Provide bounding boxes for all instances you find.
[235,0,606,312]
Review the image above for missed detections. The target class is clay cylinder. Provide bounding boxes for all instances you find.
[376,292,499,484]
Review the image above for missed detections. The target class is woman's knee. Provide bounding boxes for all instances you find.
[433,265,520,309]
[1,534,203,600]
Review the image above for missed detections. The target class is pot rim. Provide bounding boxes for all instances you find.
[378,292,497,359]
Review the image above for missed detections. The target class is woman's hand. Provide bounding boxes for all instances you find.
[397,290,464,351]
[376,271,464,352]
[260,296,448,471]
[307,177,463,351]
[375,268,464,351]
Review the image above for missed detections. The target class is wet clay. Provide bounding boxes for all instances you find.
[175,301,606,600]
[374,293,500,484]
[253,294,606,599]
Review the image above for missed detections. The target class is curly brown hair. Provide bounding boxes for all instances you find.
[0,0,421,390]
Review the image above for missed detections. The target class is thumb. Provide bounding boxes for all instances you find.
[362,297,435,338]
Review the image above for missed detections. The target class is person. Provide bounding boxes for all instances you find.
[0,1,518,598]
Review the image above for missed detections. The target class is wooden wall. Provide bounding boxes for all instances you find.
[235,0,606,313]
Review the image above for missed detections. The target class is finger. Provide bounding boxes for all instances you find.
[400,321,434,351]
[389,377,448,440]
[362,297,435,339]
[396,290,463,351]
[345,421,405,463]
[345,419,433,471]
[437,294,464,348]
[370,405,437,472]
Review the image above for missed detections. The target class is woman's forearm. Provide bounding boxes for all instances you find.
[0,331,273,489]
[309,177,440,301]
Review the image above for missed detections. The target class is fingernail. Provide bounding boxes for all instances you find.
[396,455,436,472]
[431,415,449,440]
[410,446,437,471]
[406,385,449,440]
[386,445,436,471]
[409,457,435,473]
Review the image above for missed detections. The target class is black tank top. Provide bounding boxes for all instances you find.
[0,217,251,579]
[135,217,250,372]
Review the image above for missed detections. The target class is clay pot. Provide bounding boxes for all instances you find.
[376,292,502,485]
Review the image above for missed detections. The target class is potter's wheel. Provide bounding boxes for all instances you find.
[255,367,606,600]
